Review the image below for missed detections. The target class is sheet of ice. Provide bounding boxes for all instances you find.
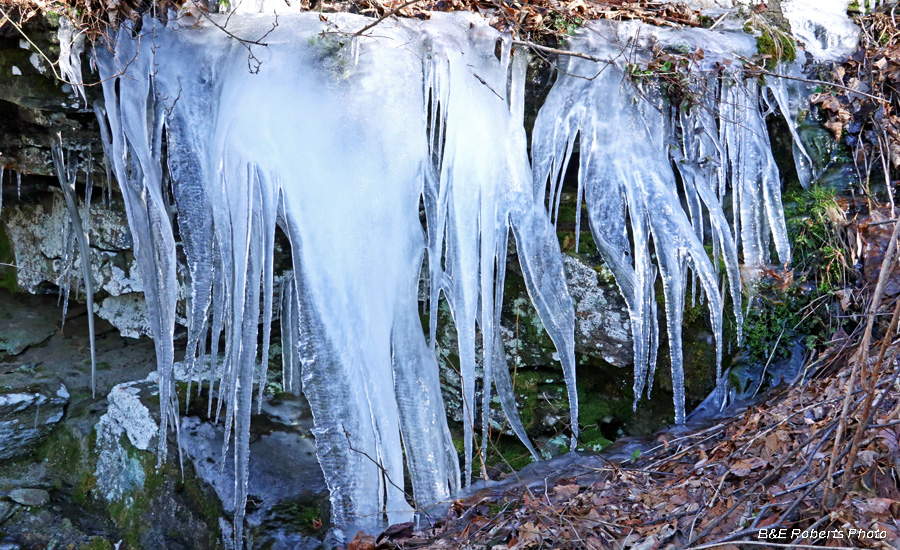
[781,0,859,62]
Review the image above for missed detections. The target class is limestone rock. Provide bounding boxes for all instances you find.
[93,379,156,502]
[1,191,187,338]
[7,488,49,507]
[0,371,68,461]
[563,255,632,367]
[3,191,135,294]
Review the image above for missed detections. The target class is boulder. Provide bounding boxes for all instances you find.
[0,366,68,461]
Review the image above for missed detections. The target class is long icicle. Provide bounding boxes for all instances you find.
[51,139,97,398]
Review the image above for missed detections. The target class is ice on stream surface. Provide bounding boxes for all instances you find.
[86,6,823,547]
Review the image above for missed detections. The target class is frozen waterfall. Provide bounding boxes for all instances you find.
[532,19,808,424]
[93,12,575,544]
[86,6,819,546]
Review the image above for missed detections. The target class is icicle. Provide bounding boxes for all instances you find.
[255,175,277,413]
[96,13,577,543]
[16,173,21,200]
[279,271,297,393]
[58,199,76,328]
[166,105,216,409]
[93,22,179,470]
[92,102,115,210]
[58,17,87,106]
[208,246,226,417]
[533,20,797,422]
[50,140,97,398]
[764,69,816,188]
[83,154,93,234]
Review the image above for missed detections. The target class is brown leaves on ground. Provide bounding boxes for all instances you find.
[349,0,703,42]
[368,332,900,549]
[827,198,900,299]
[1,0,705,49]
[808,9,900,167]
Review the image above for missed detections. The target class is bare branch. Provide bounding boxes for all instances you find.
[353,0,428,37]
[511,39,605,63]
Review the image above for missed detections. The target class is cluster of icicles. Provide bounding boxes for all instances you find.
[52,9,816,546]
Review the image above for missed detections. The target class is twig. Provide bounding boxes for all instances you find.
[754,324,786,396]
[708,12,727,30]
[342,425,431,522]
[353,0,427,37]
[511,40,606,63]
[826,211,900,500]
[737,55,888,103]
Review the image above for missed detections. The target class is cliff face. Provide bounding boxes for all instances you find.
[0,14,101,177]
[0,14,641,364]
[0,15,733,538]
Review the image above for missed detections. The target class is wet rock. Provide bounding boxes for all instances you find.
[7,488,49,507]
[0,292,59,358]
[0,15,101,178]
[0,368,68,461]
[180,392,329,549]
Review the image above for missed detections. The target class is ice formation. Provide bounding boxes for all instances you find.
[532,20,809,424]
[58,17,87,106]
[50,144,97,397]
[81,2,826,544]
[93,12,575,544]
[780,0,861,62]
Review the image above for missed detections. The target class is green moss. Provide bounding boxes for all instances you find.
[79,537,112,550]
[508,370,566,433]
[576,366,633,447]
[783,185,848,291]
[452,436,465,455]
[266,499,326,537]
[740,185,844,364]
[73,473,97,505]
[555,196,598,255]
[180,468,224,528]
[0,223,18,292]
[106,446,170,548]
[36,425,83,469]
[476,435,536,476]
[754,26,797,69]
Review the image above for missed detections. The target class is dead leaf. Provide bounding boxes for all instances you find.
[856,449,880,468]
[348,531,377,550]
